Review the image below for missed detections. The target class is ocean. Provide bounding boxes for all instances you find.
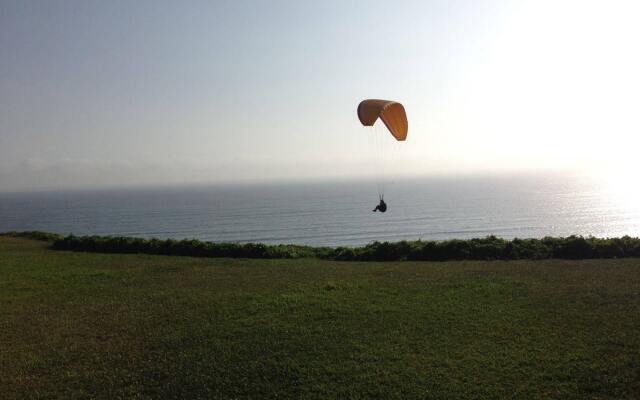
[1,173,639,247]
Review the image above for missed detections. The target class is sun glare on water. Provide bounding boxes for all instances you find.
[588,167,640,238]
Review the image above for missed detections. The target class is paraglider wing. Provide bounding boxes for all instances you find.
[357,99,408,141]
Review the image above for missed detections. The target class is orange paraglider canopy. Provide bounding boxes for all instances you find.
[357,99,408,141]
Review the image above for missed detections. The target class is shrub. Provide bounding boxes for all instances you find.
[0,231,64,242]
[6,230,640,262]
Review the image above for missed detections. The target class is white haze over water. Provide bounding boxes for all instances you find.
[1,174,639,246]
[2,1,640,192]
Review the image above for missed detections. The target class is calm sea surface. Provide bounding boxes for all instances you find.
[1,174,639,246]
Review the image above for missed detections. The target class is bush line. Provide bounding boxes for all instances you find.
[4,231,640,261]
[1,231,65,242]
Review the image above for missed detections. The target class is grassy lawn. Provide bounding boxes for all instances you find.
[1,237,639,399]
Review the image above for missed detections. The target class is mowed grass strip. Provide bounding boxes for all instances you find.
[1,237,639,399]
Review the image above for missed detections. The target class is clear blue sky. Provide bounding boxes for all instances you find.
[1,0,639,191]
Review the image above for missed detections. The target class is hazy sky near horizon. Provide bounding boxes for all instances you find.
[2,0,639,191]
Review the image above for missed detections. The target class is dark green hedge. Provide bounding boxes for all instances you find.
[4,231,640,261]
[1,231,64,242]
[49,234,330,259]
[329,236,640,261]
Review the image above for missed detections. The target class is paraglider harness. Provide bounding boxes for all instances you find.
[372,195,387,213]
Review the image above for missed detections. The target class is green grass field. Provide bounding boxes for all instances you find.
[1,237,639,399]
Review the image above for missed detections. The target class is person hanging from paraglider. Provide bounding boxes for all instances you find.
[357,99,408,214]
[372,195,387,213]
